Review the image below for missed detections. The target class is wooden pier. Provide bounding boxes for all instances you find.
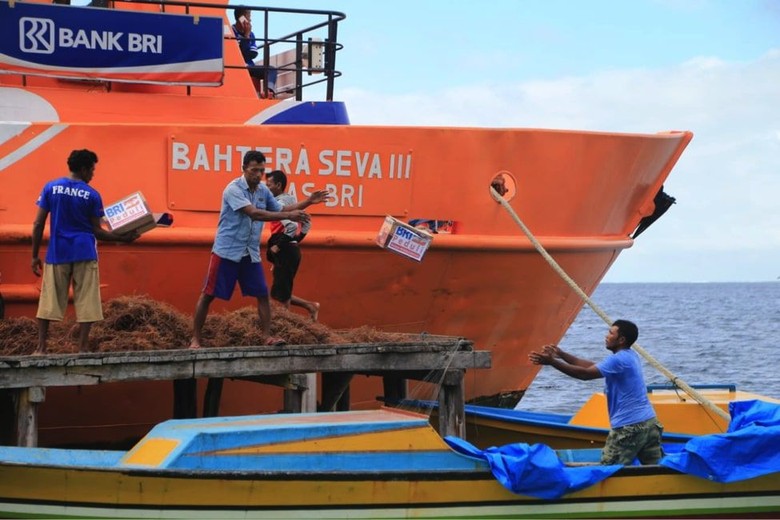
[0,336,490,447]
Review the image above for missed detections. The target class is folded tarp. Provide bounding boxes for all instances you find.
[661,399,780,483]
[444,437,621,499]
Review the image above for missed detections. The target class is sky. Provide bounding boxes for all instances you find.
[254,0,779,283]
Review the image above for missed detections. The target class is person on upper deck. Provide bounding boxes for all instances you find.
[265,170,320,322]
[232,8,279,98]
[189,151,328,349]
[529,319,664,465]
[31,149,139,354]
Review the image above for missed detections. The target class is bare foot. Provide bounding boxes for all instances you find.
[188,339,201,350]
[309,302,320,322]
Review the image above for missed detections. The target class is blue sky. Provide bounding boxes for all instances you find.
[270,0,778,283]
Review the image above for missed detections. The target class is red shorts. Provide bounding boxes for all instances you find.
[202,253,268,300]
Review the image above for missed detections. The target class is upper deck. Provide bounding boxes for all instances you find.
[0,0,347,124]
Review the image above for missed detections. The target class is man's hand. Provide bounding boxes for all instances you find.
[286,210,311,224]
[542,343,562,358]
[115,231,140,243]
[529,349,554,366]
[307,189,331,205]
[238,17,252,37]
[31,257,43,277]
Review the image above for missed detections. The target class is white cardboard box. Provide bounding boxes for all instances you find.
[376,215,433,262]
[104,191,157,235]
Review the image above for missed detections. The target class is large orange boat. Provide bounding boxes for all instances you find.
[0,0,691,445]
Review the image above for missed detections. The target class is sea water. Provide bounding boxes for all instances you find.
[516,282,780,415]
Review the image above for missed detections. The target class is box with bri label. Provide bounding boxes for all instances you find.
[104,191,158,235]
[376,215,433,262]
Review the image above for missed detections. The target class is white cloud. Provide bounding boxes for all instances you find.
[341,50,780,281]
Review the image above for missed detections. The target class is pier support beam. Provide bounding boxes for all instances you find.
[15,386,45,447]
[283,373,317,413]
[438,370,465,439]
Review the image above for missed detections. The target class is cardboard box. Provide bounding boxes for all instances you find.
[104,191,157,235]
[376,215,433,262]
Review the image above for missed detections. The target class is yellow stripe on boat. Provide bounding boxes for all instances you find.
[122,438,180,467]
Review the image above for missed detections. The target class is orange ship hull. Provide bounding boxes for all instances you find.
[0,0,691,445]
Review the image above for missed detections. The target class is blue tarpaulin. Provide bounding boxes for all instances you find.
[444,437,622,499]
[446,399,780,498]
[660,399,780,483]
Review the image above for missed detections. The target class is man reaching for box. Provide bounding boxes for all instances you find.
[31,149,139,354]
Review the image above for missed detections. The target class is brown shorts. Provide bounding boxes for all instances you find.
[36,260,103,322]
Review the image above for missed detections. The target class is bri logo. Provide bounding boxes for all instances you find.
[19,17,55,54]
[18,18,163,55]
[105,203,126,219]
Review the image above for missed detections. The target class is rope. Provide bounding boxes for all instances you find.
[489,187,730,422]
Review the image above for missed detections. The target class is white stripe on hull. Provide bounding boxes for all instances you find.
[1,494,779,519]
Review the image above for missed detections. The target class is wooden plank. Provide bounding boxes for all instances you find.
[0,350,490,389]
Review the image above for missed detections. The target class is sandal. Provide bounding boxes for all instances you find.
[265,336,287,346]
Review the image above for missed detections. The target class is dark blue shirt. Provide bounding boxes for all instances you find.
[37,177,104,264]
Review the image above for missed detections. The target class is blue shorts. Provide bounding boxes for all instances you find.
[202,253,268,300]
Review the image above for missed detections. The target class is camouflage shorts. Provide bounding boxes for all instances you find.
[601,417,664,465]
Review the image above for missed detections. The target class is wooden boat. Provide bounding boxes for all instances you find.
[416,384,780,449]
[0,0,693,444]
[0,407,778,519]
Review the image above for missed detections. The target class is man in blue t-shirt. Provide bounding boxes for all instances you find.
[529,319,663,465]
[32,149,138,355]
[189,150,328,349]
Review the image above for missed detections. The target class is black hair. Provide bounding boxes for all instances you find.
[242,150,266,168]
[266,169,288,191]
[612,319,639,347]
[233,7,249,21]
[67,149,98,177]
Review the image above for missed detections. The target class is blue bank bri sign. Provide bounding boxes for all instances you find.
[0,0,223,86]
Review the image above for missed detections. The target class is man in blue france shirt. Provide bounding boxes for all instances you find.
[32,149,138,354]
[529,319,664,465]
[189,150,328,349]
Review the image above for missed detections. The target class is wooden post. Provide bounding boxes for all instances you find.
[203,378,223,417]
[283,373,317,413]
[173,379,197,419]
[16,386,45,447]
[438,370,465,439]
[382,376,407,406]
[320,372,352,412]
[0,389,15,446]
[300,373,317,413]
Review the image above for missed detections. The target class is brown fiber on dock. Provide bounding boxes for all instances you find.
[0,296,408,355]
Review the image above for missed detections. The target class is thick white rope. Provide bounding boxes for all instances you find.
[489,187,730,422]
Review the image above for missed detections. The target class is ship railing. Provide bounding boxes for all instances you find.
[112,0,346,100]
[8,0,345,101]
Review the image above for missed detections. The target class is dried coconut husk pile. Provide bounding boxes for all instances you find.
[0,295,409,356]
